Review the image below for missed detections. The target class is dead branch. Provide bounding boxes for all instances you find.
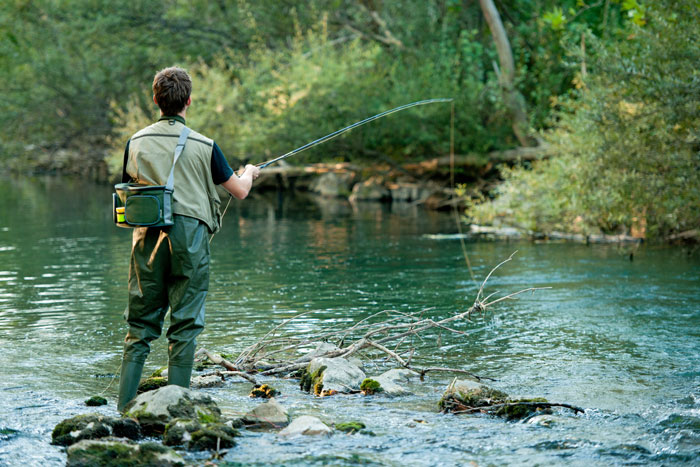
[236,252,546,383]
[451,401,585,415]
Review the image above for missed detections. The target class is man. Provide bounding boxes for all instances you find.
[117,66,260,412]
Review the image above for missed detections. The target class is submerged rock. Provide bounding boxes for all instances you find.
[51,414,141,447]
[372,369,417,396]
[335,421,366,434]
[84,396,108,407]
[300,357,366,396]
[279,416,332,437]
[187,424,239,451]
[163,419,202,446]
[242,398,289,428]
[124,385,221,435]
[190,375,224,389]
[439,379,509,413]
[439,379,554,421]
[66,439,184,467]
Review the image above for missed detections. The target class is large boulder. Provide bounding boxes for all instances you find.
[310,172,356,198]
[241,398,290,429]
[300,357,366,396]
[51,414,141,446]
[124,385,221,435]
[66,439,184,467]
[387,182,436,202]
[371,368,418,396]
[278,416,332,437]
[349,177,390,202]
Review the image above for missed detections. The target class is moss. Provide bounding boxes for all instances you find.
[163,419,201,447]
[150,366,167,378]
[0,428,18,437]
[250,384,280,399]
[111,418,141,440]
[336,421,366,434]
[84,396,107,407]
[136,376,167,394]
[299,365,327,395]
[188,425,238,451]
[51,414,112,446]
[197,410,218,425]
[360,379,383,395]
[438,383,509,412]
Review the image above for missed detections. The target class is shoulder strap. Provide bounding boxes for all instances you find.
[166,126,191,191]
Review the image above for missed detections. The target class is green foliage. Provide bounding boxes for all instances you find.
[469,0,700,239]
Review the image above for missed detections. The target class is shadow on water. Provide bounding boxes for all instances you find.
[0,175,698,465]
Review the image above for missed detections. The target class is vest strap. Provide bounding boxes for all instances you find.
[166,126,191,191]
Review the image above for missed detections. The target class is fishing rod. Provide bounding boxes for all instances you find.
[256,98,453,169]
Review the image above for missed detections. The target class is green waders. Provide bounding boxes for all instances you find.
[117,215,209,412]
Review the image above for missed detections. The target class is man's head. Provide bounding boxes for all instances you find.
[152,67,192,116]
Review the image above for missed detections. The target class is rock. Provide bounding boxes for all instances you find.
[51,414,141,447]
[163,419,202,446]
[84,396,108,407]
[349,177,390,202]
[300,357,366,395]
[190,375,224,389]
[242,398,289,428]
[298,342,340,362]
[387,182,435,202]
[348,357,364,369]
[249,384,280,399]
[187,424,239,451]
[360,378,383,395]
[372,369,417,396]
[526,414,557,427]
[278,416,332,437]
[438,380,509,413]
[137,376,168,394]
[124,385,221,435]
[66,439,184,467]
[335,421,365,434]
[310,172,356,198]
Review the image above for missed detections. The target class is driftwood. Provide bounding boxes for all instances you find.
[196,252,549,381]
[450,401,584,416]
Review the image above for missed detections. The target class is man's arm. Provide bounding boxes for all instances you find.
[221,165,260,199]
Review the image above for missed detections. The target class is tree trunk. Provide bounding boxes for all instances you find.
[478,0,536,147]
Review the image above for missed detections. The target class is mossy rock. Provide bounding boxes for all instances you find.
[66,439,184,466]
[85,396,108,407]
[0,428,19,441]
[439,380,509,412]
[360,379,383,395]
[52,414,112,446]
[163,419,202,446]
[336,421,366,434]
[150,366,168,378]
[299,365,327,395]
[495,398,550,421]
[137,376,168,394]
[250,384,280,399]
[188,424,239,451]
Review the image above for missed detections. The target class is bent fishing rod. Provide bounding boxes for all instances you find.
[216,98,453,242]
[256,98,453,169]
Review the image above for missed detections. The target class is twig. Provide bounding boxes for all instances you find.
[451,401,585,415]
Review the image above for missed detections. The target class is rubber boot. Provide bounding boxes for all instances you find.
[167,363,193,388]
[117,359,145,412]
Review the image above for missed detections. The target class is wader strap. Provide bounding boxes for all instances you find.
[166,126,191,191]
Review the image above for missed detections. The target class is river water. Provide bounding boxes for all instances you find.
[0,175,698,466]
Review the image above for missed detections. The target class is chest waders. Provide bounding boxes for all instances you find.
[118,127,210,412]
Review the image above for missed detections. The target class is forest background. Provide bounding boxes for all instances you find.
[1,0,698,241]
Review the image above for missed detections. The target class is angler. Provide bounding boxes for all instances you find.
[115,66,260,412]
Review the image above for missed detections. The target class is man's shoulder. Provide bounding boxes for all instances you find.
[186,128,214,148]
[129,122,213,149]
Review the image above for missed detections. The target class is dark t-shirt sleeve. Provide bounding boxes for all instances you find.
[211,142,234,185]
[121,140,131,183]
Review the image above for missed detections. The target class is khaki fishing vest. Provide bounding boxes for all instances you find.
[126,120,221,233]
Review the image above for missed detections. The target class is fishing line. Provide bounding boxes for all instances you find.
[211,98,454,243]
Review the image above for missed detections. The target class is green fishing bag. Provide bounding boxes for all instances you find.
[113,126,191,228]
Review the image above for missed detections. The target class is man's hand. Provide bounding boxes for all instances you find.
[244,164,261,180]
[222,164,261,199]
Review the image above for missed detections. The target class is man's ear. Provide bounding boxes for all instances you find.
[153,95,158,105]
[186,96,191,107]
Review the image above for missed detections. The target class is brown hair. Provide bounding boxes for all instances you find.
[152,67,192,116]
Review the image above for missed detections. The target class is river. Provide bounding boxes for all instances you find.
[0,175,698,466]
